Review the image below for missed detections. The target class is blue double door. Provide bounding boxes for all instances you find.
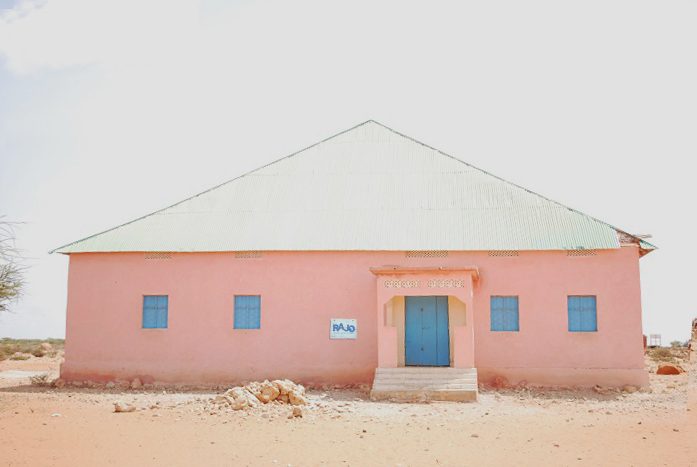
[405,296,450,367]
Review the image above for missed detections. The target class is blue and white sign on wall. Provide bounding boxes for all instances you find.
[330,319,357,339]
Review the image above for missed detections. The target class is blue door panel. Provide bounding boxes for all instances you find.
[405,296,450,367]
[405,297,425,366]
[435,296,450,366]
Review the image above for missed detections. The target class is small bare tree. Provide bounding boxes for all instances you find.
[0,218,25,314]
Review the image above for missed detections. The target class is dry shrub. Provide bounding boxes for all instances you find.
[30,372,50,386]
[650,347,674,362]
[0,338,65,359]
[10,354,30,361]
[43,338,65,351]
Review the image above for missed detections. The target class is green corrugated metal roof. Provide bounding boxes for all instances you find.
[639,238,657,252]
[51,121,656,254]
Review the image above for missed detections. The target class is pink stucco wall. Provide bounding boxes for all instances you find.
[61,247,648,387]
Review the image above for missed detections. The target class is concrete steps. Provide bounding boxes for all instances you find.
[370,367,478,402]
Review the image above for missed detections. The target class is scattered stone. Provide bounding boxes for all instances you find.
[274,379,297,396]
[116,380,131,390]
[40,343,53,351]
[248,380,282,403]
[114,402,137,413]
[106,382,116,389]
[53,379,66,389]
[214,395,228,405]
[262,381,282,400]
[131,378,143,389]
[292,406,303,418]
[72,381,84,388]
[656,363,685,375]
[51,413,62,417]
[471,434,479,438]
[288,390,307,406]
[223,387,260,410]
[212,379,307,411]
[622,385,638,394]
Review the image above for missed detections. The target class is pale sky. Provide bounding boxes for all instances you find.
[0,0,695,343]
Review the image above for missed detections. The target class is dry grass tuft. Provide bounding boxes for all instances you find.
[30,372,51,386]
[649,346,688,363]
[0,338,64,361]
[9,354,30,361]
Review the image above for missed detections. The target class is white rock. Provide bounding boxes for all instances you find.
[288,390,307,406]
[114,402,136,413]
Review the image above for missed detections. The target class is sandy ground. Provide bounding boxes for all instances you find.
[0,352,694,466]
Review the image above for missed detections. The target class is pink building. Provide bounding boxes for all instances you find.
[53,121,655,400]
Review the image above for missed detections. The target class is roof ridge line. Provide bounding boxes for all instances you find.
[51,120,655,254]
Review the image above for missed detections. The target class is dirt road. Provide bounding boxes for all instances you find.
[0,355,693,466]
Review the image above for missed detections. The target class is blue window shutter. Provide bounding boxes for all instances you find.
[235,295,261,329]
[568,296,581,331]
[506,296,519,332]
[582,296,597,332]
[250,296,261,329]
[491,296,519,332]
[157,296,168,329]
[490,297,503,331]
[568,296,596,332]
[143,295,168,329]
[240,307,249,329]
[236,307,245,329]
[143,296,155,328]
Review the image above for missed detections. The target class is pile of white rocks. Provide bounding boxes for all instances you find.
[213,380,307,411]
